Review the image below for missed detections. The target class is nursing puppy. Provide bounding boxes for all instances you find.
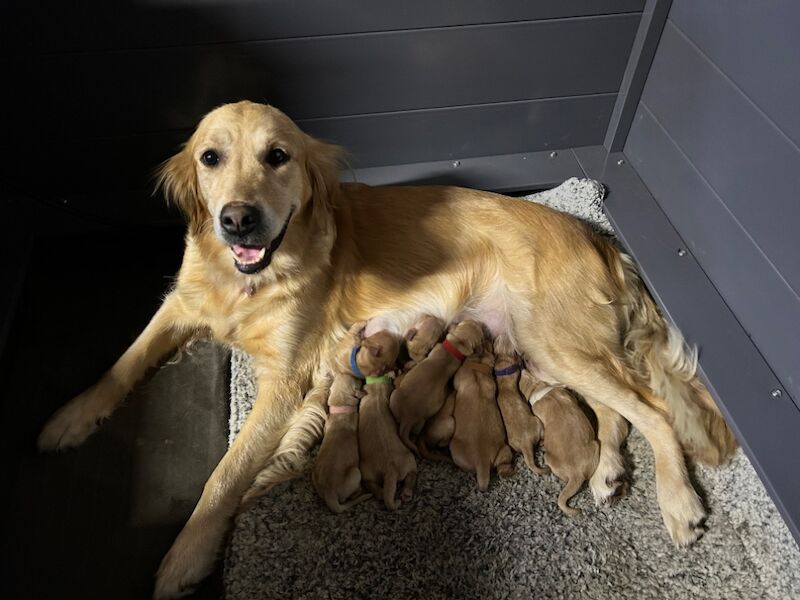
[390,319,484,451]
[417,388,456,461]
[356,331,417,509]
[524,371,600,516]
[312,371,370,513]
[493,335,548,475]
[450,339,515,491]
[395,314,446,387]
[310,322,376,512]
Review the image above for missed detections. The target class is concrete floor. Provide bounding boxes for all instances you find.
[1,225,229,599]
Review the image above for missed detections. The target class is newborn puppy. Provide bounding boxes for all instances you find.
[395,314,446,388]
[450,340,515,491]
[312,372,370,513]
[356,331,417,509]
[417,388,455,461]
[405,314,446,363]
[390,319,484,452]
[525,371,599,516]
[493,335,548,475]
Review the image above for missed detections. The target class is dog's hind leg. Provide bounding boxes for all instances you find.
[585,399,629,505]
[382,473,400,510]
[399,469,417,503]
[38,293,194,451]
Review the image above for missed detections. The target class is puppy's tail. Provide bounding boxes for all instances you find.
[398,423,419,456]
[240,391,328,508]
[598,238,737,465]
[557,477,583,517]
[521,445,549,476]
[383,474,399,510]
[323,491,372,514]
[417,438,451,463]
[476,464,491,492]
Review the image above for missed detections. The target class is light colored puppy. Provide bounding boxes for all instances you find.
[493,335,548,475]
[312,372,370,513]
[523,370,600,516]
[356,331,417,509]
[395,314,446,387]
[417,388,456,461]
[450,342,515,491]
[390,319,484,451]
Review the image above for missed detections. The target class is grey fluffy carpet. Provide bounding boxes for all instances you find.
[224,179,800,599]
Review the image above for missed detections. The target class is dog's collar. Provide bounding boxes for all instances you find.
[350,346,365,379]
[329,404,357,414]
[365,375,392,386]
[442,339,465,362]
[464,360,494,375]
[494,363,522,377]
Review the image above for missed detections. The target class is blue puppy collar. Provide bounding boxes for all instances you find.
[350,345,365,380]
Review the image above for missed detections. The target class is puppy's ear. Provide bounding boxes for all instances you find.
[367,344,382,358]
[404,328,418,342]
[304,134,344,226]
[155,144,209,237]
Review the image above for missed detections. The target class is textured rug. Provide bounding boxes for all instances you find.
[224,179,800,599]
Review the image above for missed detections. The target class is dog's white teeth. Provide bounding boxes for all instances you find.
[231,246,266,265]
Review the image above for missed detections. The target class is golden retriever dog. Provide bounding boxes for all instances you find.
[37,101,737,597]
[493,334,548,476]
[390,319,484,451]
[450,342,515,490]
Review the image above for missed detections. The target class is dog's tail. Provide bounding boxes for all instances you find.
[520,445,549,476]
[240,392,328,508]
[557,477,583,517]
[476,464,491,492]
[417,438,451,463]
[398,423,420,456]
[597,236,737,465]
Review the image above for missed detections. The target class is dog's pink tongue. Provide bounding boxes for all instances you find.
[232,245,263,261]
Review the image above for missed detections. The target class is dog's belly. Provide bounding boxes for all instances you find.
[363,277,514,339]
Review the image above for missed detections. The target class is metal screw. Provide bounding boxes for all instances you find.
[616,159,626,166]
[771,389,783,398]
[549,151,558,158]
[452,160,461,168]
[677,249,687,257]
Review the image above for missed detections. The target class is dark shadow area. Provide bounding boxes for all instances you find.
[0,221,228,600]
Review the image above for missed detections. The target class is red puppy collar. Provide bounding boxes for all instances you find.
[442,339,465,362]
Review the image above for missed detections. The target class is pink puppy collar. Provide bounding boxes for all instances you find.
[329,405,357,414]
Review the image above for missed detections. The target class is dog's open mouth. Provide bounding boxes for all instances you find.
[229,212,292,275]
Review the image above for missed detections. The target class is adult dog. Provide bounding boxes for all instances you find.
[38,101,736,598]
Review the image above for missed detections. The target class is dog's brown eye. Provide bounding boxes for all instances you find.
[200,150,220,167]
[266,148,289,167]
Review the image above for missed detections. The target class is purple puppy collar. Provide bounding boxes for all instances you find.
[494,363,522,377]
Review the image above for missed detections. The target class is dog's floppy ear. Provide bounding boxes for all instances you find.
[155,144,210,237]
[404,328,418,342]
[304,134,343,226]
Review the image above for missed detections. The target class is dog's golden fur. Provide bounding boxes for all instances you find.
[38,101,736,598]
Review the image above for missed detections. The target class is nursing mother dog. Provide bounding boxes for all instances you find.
[37,101,737,598]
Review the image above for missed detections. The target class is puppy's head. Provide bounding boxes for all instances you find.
[404,315,445,362]
[492,333,517,360]
[357,331,400,377]
[447,319,485,357]
[156,101,342,274]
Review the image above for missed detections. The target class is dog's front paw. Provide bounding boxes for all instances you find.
[153,522,221,600]
[38,392,103,451]
[660,485,706,547]
[589,453,626,506]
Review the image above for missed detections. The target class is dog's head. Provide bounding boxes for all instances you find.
[156,101,342,275]
[447,319,485,357]
[357,330,400,377]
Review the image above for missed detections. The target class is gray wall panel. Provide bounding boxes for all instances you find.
[625,105,800,404]
[38,15,638,140]
[640,22,800,298]
[669,0,800,147]
[6,1,644,53]
[302,95,616,167]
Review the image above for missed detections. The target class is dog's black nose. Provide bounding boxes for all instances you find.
[220,203,260,236]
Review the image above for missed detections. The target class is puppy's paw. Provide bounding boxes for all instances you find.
[660,486,706,547]
[153,523,220,600]
[589,454,626,506]
[37,393,104,451]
